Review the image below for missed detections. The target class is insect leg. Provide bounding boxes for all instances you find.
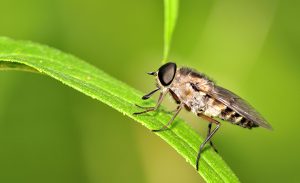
[135,104,153,109]
[207,123,218,153]
[134,88,161,110]
[152,103,183,132]
[141,88,160,100]
[196,114,221,171]
[133,91,167,115]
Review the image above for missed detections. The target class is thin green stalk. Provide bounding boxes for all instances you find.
[163,0,179,63]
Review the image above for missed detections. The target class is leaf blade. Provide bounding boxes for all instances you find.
[163,0,179,63]
[0,37,239,183]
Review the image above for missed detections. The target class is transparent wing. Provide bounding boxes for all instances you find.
[209,85,272,130]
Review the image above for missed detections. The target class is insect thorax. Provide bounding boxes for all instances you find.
[170,68,220,116]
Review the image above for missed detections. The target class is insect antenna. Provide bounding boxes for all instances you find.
[147,71,157,76]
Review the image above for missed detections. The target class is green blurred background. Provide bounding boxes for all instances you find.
[0,0,299,182]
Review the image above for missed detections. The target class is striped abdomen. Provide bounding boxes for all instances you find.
[200,96,258,129]
[194,96,258,129]
[219,106,258,129]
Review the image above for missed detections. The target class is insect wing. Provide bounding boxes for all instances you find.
[210,85,272,130]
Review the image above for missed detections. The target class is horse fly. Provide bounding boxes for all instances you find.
[133,62,272,171]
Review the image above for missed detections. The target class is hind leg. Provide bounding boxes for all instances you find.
[196,114,221,171]
[207,123,218,153]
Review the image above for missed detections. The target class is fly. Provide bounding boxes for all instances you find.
[134,62,272,171]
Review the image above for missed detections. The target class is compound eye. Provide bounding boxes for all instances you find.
[158,62,177,86]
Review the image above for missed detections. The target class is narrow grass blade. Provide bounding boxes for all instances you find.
[163,0,179,63]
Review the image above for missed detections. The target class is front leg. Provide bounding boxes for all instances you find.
[152,103,183,132]
[141,88,160,100]
[133,90,167,115]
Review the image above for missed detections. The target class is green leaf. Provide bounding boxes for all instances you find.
[0,37,239,183]
[163,0,179,63]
